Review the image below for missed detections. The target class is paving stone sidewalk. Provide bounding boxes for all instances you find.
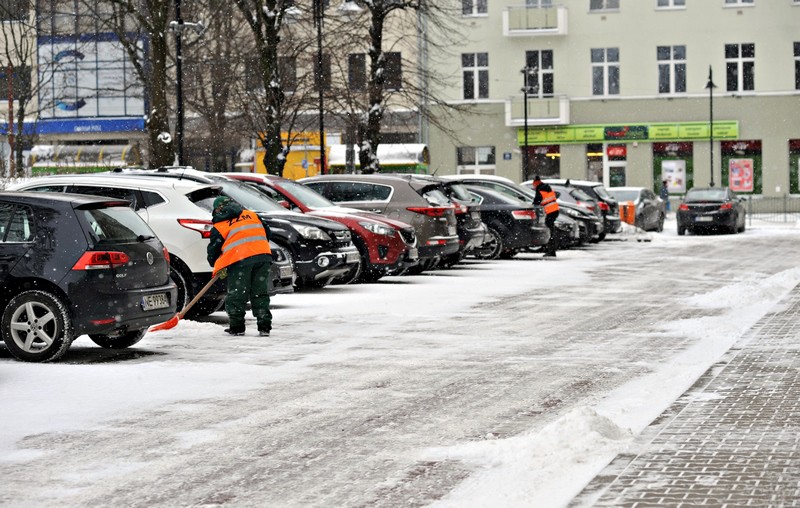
[574,284,800,507]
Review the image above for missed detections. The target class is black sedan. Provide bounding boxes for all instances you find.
[677,187,747,235]
[465,186,550,260]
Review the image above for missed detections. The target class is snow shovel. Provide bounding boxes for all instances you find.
[150,273,222,332]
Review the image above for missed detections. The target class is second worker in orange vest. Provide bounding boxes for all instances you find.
[532,175,560,258]
[207,196,273,336]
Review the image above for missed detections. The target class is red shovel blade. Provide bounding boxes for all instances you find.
[149,314,180,332]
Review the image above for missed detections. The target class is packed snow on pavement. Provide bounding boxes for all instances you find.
[2,217,800,507]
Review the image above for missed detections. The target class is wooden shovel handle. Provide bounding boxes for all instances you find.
[178,273,222,319]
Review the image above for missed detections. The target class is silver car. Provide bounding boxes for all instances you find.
[300,174,459,272]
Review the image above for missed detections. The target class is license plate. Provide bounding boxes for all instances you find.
[695,216,713,222]
[448,226,457,235]
[142,293,169,311]
[279,265,293,278]
[346,251,360,263]
[407,247,419,260]
[471,211,481,220]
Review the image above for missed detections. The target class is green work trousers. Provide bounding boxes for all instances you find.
[224,259,272,332]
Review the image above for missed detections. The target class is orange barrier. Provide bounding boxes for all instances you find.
[620,201,636,225]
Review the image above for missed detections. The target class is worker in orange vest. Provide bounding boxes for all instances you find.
[532,175,560,258]
[207,196,273,336]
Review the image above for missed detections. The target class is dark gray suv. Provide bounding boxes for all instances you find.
[300,174,460,272]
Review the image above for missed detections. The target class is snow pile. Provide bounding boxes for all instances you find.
[423,407,633,508]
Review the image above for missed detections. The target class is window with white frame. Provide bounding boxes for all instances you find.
[656,0,685,8]
[725,43,755,92]
[590,0,620,11]
[461,0,487,15]
[591,48,620,96]
[724,0,754,5]
[462,53,489,100]
[527,0,553,6]
[794,42,800,90]
[524,50,554,97]
[657,45,686,94]
[457,146,496,175]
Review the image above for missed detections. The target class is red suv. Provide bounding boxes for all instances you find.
[221,173,419,283]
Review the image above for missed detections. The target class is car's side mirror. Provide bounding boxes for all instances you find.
[278,200,291,209]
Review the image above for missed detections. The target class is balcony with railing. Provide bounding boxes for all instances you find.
[505,95,570,127]
[503,4,568,37]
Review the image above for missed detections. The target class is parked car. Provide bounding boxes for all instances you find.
[534,179,622,237]
[558,201,603,244]
[554,213,583,249]
[608,186,666,232]
[0,192,178,362]
[220,172,419,283]
[463,186,550,259]
[107,168,361,289]
[676,187,747,235]
[548,184,605,243]
[7,175,243,317]
[300,174,460,273]
[386,174,488,268]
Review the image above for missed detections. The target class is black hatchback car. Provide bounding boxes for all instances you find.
[464,186,550,259]
[677,187,747,235]
[0,192,177,362]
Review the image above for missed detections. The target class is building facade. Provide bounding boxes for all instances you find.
[427,0,800,198]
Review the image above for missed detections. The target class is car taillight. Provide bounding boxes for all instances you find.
[453,203,468,215]
[72,251,130,270]
[679,204,689,211]
[407,206,451,217]
[511,209,536,220]
[178,219,213,238]
[598,202,610,212]
[163,246,171,264]
[577,201,596,212]
[720,202,733,210]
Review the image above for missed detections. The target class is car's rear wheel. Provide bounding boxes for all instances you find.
[89,328,147,349]
[475,227,504,260]
[2,290,74,363]
[677,224,686,235]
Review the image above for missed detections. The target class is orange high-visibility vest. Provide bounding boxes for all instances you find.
[539,188,559,215]
[212,210,271,276]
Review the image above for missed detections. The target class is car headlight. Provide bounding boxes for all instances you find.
[295,225,331,241]
[359,221,395,236]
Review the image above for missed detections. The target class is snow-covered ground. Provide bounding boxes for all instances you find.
[2,216,800,507]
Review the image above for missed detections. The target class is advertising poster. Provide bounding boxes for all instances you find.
[729,158,754,192]
[661,159,686,193]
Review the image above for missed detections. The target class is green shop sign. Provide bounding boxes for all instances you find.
[518,121,739,145]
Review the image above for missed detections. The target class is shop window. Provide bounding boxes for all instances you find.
[653,142,693,194]
[721,140,762,194]
[457,146,495,175]
[788,140,800,194]
[524,145,560,181]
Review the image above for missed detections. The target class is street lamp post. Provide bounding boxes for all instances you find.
[314,0,326,175]
[705,65,717,187]
[520,66,537,179]
[170,0,204,166]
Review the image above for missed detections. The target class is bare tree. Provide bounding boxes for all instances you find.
[0,2,43,176]
[83,0,175,168]
[322,0,468,174]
